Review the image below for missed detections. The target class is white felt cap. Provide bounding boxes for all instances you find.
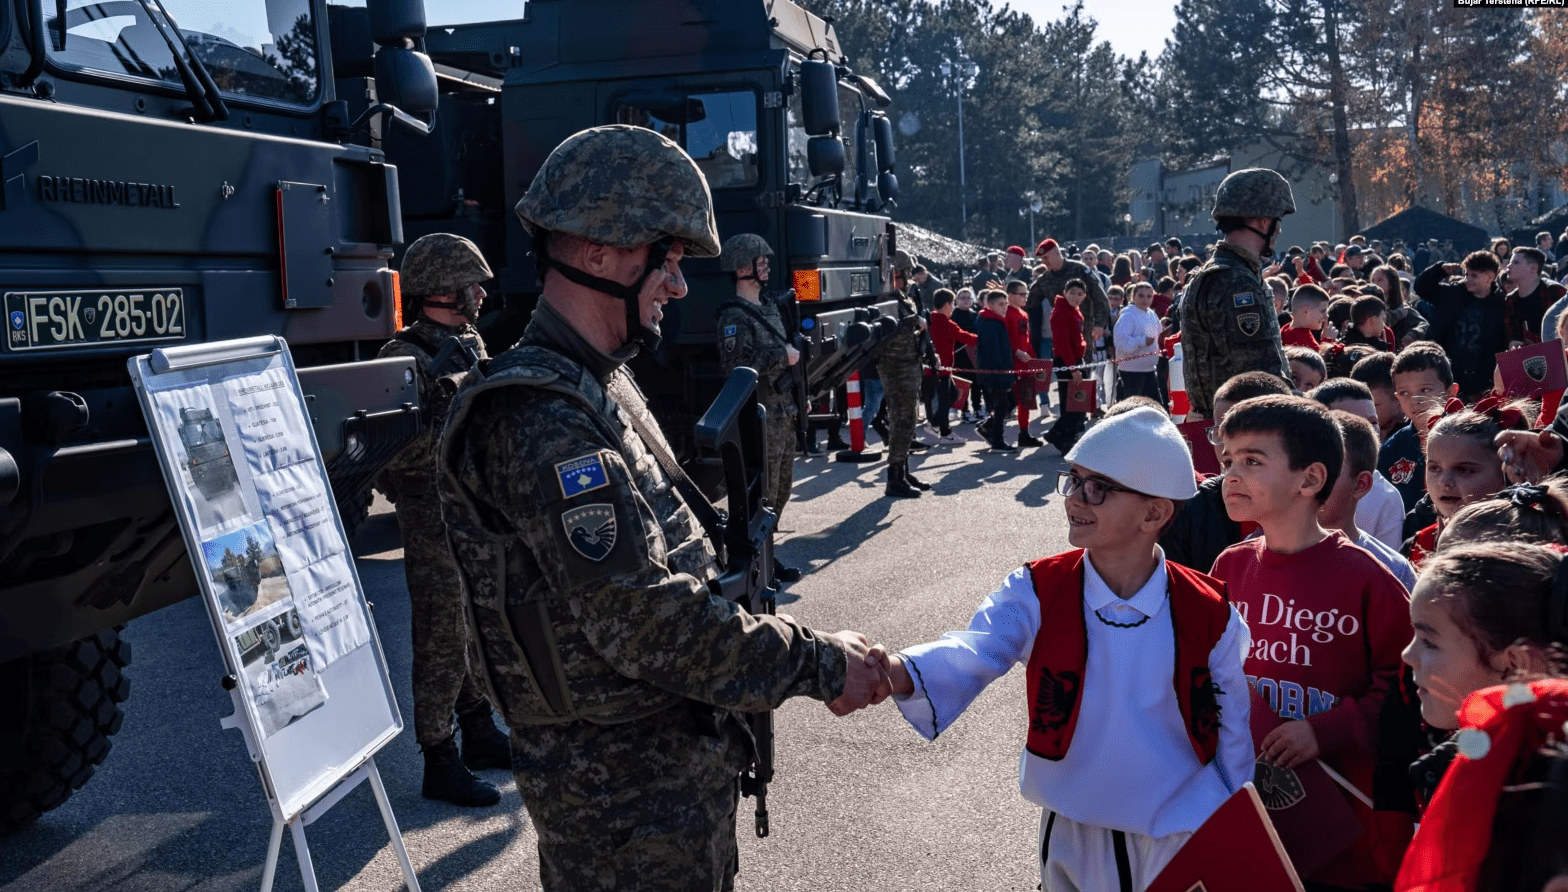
[1064,406,1198,500]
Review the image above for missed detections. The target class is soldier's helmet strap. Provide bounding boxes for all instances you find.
[538,236,673,354]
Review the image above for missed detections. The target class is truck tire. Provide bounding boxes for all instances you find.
[0,629,132,834]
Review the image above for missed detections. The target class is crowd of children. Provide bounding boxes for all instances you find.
[868,239,1568,891]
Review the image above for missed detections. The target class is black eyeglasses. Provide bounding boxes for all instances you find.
[1205,425,1222,446]
[1056,471,1140,505]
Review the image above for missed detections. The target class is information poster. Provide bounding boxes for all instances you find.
[136,344,372,740]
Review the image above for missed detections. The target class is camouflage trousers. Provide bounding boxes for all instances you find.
[764,409,796,527]
[392,475,489,747]
[881,357,921,465]
[511,702,747,891]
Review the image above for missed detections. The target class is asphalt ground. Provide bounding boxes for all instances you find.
[1,412,1080,892]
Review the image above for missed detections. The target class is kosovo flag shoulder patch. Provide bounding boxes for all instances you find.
[555,453,610,498]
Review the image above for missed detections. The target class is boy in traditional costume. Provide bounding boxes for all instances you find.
[881,405,1254,890]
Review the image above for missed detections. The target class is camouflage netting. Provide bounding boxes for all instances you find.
[893,223,994,270]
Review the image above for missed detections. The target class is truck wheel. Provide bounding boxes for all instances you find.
[0,629,132,834]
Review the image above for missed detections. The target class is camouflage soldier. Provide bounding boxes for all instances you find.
[880,253,931,498]
[435,125,889,891]
[1177,168,1295,418]
[378,233,510,807]
[715,233,803,584]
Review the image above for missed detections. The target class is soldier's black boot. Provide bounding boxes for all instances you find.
[884,461,921,499]
[772,559,803,583]
[457,705,512,771]
[422,736,501,807]
[904,463,933,491]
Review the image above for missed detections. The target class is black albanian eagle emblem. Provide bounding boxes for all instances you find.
[1254,758,1307,811]
[1189,667,1224,743]
[1030,667,1081,734]
[561,504,617,562]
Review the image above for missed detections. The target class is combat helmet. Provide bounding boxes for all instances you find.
[719,233,773,272]
[1211,168,1296,220]
[515,125,720,352]
[401,233,492,297]
[515,124,720,258]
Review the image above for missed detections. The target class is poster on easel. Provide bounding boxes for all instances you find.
[129,336,400,814]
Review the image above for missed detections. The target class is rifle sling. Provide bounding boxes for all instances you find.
[605,376,729,564]
[719,298,791,344]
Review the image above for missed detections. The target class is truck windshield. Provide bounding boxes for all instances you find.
[616,91,758,190]
[787,80,862,199]
[47,0,319,106]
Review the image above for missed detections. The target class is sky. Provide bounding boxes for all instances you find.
[417,1,1176,64]
[1008,0,1176,62]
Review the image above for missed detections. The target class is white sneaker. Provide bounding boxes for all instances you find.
[937,433,962,445]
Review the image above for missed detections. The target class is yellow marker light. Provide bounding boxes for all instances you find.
[793,269,821,302]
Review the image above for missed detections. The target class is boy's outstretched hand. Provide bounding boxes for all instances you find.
[1259,720,1319,769]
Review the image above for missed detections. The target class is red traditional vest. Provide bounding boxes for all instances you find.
[1025,550,1231,765]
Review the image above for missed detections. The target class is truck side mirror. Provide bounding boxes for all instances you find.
[872,114,896,173]
[368,0,426,45]
[807,136,845,178]
[878,171,899,203]
[799,59,840,137]
[374,47,438,115]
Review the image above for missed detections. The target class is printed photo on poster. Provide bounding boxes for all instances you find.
[151,386,250,532]
[232,607,327,739]
[200,521,293,626]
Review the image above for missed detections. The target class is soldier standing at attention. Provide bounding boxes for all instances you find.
[881,253,932,498]
[378,233,510,807]
[715,233,803,584]
[1177,168,1295,419]
[435,125,890,891]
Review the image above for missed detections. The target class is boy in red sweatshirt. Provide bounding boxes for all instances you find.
[1005,280,1044,447]
[1281,284,1330,349]
[1210,395,1414,890]
[928,288,978,442]
[1044,279,1089,454]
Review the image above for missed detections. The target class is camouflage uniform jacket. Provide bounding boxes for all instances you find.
[1177,241,1289,418]
[875,290,924,367]
[1027,259,1112,344]
[377,316,487,481]
[436,302,847,790]
[716,298,796,415]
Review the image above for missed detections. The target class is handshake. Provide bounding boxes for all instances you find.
[824,631,914,717]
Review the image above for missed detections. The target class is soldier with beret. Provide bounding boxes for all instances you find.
[435,125,890,891]
[1177,169,1295,418]
[715,233,803,583]
[379,233,511,806]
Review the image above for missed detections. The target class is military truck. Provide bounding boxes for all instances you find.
[0,0,438,830]
[362,0,905,458]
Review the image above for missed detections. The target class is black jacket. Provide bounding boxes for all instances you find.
[1414,263,1508,398]
[1159,475,1241,575]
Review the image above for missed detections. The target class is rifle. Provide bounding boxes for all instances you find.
[770,289,812,444]
[692,367,779,838]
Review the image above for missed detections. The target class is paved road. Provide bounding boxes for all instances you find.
[2,420,1078,892]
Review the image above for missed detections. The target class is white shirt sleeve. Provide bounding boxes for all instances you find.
[1357,473,1406,550]
[1210,606,1255,795]
[894,567,1041,740]
[1113,308,1148,357]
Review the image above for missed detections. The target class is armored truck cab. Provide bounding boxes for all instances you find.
[0,0,438,830]
[386,0,904,456]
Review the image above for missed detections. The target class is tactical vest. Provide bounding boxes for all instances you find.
[1024,550,1230,765]
[380,322,484,479]
[437,344,715,727]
